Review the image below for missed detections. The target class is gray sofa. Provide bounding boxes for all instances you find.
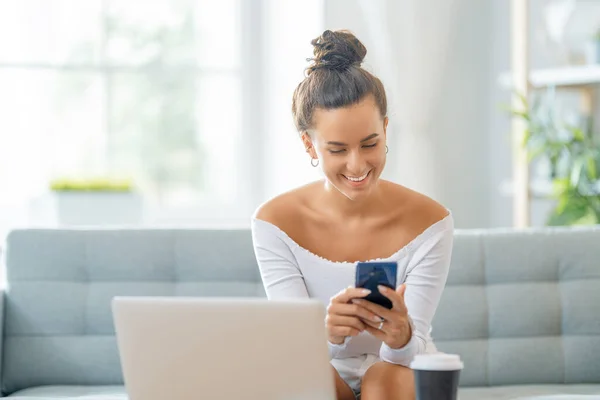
[0,226,599,399]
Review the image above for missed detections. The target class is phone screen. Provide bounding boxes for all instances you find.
[355,261,398,309]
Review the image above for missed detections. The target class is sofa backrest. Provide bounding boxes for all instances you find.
[3,226,600,392]
[432,226,600,387]
[2,229,263,394]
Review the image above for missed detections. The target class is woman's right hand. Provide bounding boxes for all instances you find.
[326,287,385,345]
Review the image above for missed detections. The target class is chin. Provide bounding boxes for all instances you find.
[328,172,380,201]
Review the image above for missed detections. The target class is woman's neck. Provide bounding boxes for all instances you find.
[320,179,384,221]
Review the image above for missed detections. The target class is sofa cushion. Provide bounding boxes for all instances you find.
[458,383,600,399]
[7,385,126,398]
[3,229,264,395]
[433,227,600,387]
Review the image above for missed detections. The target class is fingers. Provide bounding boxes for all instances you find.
[327,314,367,333]
[351,298,394,320]
[331,287,372,304]
[363,324,386,341]
[379,284,408,312]
[326,312,365,339]
[329,325,362,338]
[330,303,383,323]
[326,285,407,343]
[398,283,407,298]
[361,318,383,329]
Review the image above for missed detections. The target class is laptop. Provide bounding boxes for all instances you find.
[112,296,336,400]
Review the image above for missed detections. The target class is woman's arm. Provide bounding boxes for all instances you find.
[251,218,350,358]
[251,219,309,299]
[379,215,454,366]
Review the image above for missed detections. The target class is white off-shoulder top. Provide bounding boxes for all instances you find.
[250,212,454,366]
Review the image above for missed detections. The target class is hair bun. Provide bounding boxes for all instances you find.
[306,30,367,75]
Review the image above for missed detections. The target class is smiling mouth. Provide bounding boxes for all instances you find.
[343,170,371,182]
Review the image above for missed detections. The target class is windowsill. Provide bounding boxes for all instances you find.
[26,192,254,230]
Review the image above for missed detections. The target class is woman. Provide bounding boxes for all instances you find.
[251,29,454,400]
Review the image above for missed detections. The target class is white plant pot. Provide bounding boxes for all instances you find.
[30,191,144,226]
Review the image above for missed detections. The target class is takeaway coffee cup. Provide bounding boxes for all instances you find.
[410,353,464,400]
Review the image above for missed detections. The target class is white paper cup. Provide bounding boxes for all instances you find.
[410,353,464,400]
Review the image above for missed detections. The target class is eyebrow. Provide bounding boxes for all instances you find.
[327,133,379,146]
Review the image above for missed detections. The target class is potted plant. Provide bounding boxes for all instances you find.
[33,176,144,226]
[49,177,134,193]
[509,91,600,225]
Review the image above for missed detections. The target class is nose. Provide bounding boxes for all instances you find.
[346,149,367,174]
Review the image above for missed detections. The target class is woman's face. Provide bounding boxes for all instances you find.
[304,95,388,201]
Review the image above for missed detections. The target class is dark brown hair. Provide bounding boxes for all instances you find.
[292,29,388,134]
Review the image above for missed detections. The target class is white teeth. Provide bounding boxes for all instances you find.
[345,171,369,182]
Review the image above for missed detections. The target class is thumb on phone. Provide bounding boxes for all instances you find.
[396,283,407,298]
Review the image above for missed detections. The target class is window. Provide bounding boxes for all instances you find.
[0,0,249,222]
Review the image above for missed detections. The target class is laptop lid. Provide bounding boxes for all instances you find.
[112,297,336,400]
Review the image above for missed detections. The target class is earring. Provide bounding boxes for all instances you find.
[385,145,389,154]
[311,158,319,167]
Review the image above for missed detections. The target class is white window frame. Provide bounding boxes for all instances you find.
[143,0,264,227]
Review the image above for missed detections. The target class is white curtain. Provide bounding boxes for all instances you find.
[357,0,461,198]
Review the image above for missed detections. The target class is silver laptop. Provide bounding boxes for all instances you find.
[112,297,336,400]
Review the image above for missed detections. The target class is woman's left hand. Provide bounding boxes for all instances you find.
[351,283,412,349]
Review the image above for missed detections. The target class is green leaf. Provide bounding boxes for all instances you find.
[516,92,529,108]
[527,144,548,162]
[572,208,598,225]
[571,127,586,142]
[570,157,585,187]
[551,178,570,197]
[555,194,570,214]
[522,129,532,147]
[547,195,590,226]
[510,110,530,121]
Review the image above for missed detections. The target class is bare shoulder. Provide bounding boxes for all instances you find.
[380,180,450,231]
[253,181,320,232]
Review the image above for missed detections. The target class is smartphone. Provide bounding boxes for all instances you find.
[355,261,398,309]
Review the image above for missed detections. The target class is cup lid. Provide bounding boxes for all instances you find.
[410,353,464,371]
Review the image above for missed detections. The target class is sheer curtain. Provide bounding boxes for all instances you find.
[358,0,460,199]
